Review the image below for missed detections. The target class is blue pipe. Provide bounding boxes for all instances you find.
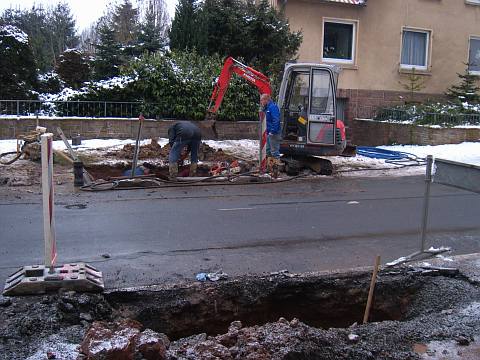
[356,146,416,160]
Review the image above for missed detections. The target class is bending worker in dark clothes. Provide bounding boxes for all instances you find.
[168,121,202,180]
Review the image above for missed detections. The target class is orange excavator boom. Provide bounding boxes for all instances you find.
[207,57,271,115]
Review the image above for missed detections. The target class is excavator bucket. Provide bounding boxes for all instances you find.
[199,118,218,139]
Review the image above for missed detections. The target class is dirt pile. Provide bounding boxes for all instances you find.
[79,319,169,359]
[110,140,239,163]
[113,139,169,160]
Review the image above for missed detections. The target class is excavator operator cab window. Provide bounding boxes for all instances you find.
[287,72,309,112]
[284,71,309,141]
[308,69,336,145]
[310,70,334,115]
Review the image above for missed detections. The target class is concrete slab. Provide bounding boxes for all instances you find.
[3,262,104,296]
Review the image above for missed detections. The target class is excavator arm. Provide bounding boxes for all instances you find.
[207,57,272,115]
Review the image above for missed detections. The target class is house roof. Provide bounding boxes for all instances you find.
[323,0,367,5]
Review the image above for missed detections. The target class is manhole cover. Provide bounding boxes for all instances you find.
[65,204,87,210]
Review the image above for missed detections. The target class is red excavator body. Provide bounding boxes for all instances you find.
[207,57,355,174]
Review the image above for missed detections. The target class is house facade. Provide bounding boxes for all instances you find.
[272,0,480,123]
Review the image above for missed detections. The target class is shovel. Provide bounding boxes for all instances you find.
[130,114,145,178]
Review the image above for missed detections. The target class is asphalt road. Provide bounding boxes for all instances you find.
[1,175,479,289]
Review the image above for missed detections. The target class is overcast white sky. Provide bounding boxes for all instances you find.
[0,0,177,31]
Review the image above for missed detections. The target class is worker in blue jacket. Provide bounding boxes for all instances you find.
[260,93,281,161]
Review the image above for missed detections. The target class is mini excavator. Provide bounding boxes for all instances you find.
[206,57,356,175]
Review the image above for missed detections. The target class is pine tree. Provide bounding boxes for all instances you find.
[56,49,90,89]
[398,68,426,102]
[0,25,37,98]
[445,63,480,104]
[169,0,197,51]
[48,3,79,66]
[196,0,247,57]
[243,0,302,74]
[94,20,122,79]
[169,0,302,75]
[138,0,170,49]
[1,5,79,73]
[137,1,163,54]
[112,0,139,45]
[3,7,52,72]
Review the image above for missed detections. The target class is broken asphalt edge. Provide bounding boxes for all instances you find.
[102,251,480,294]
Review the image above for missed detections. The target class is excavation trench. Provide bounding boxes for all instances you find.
[2,268,479,359]
[82,140,251,181]
[104,270,443,341]
[85,163,215,180]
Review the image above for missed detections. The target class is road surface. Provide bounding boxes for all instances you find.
[1,175,479,288]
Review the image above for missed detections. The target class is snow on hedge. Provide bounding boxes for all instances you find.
[0,25,29,45]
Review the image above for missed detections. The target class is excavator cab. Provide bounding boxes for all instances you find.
[278,63,346,157]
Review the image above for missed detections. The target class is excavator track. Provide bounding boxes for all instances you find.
[281,156,333,176]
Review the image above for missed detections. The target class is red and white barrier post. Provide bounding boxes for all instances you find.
[259,110,267,173]
[3,133,104,296]
[41,133,57,273]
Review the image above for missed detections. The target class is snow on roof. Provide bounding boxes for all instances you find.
[0,24,29,44]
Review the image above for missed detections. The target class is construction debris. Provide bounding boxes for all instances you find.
[196,271,229,282]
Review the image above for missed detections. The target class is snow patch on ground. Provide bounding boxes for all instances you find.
[1,138,479,176]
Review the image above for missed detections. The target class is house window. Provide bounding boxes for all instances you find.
[401,29,429,70]
[323,20,356,64]
[469,37,480,74]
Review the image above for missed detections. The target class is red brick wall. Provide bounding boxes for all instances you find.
[338,89,445,125]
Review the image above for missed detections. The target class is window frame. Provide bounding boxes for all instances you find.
[400,27,431,71]
[321,18,358,65]
[468,36,480,75]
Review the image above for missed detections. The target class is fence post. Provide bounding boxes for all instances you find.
[16,100,20,116]
[104,102,107,117]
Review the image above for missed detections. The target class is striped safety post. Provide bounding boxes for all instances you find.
[259,109,267,173]
[41,133,57,273]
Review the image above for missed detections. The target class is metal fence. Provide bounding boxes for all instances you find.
[0,100,158,118]
[374,107,480,126]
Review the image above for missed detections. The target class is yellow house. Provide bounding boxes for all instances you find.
[271,0,480,123]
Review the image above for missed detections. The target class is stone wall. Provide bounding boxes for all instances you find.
[349,118,480,146]
[0,117,259,141]
[1,117,478,146]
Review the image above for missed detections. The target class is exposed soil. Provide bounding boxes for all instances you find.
[0,140,256,192]
[1,266,480,359]
[106,140,239,163]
